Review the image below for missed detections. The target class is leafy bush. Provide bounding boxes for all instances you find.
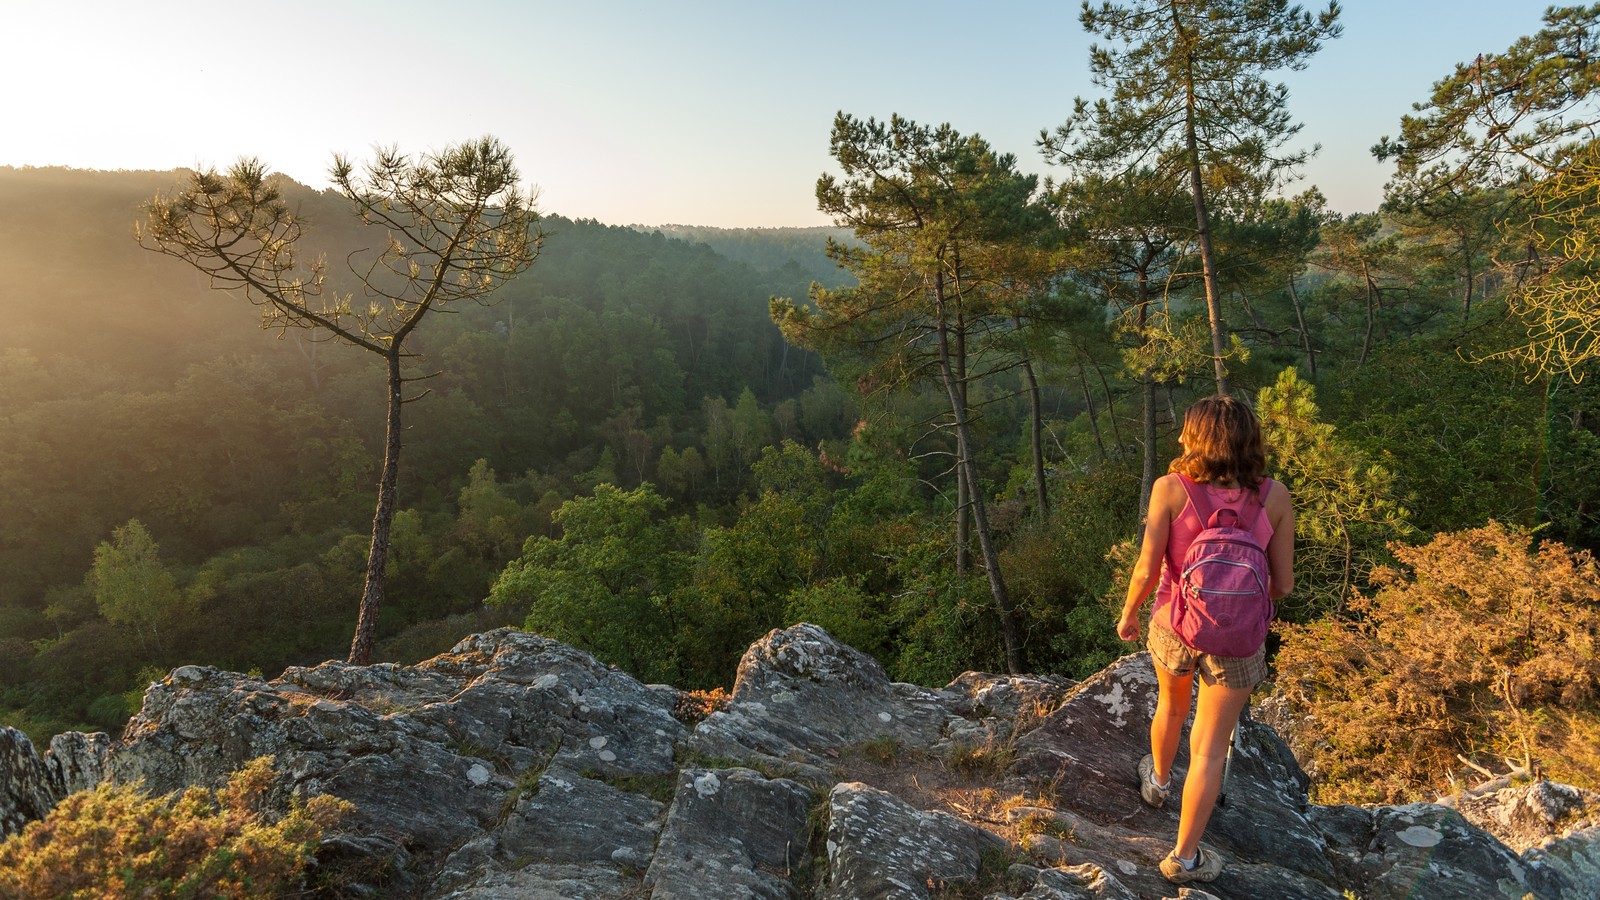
[1272,523,1600,804]
[0,756,350,899]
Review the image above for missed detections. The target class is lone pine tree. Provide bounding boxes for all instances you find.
[140,137,542,664]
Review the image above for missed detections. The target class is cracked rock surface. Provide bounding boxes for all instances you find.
[3,623,1597,899]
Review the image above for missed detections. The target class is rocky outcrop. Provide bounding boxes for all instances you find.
[687,623,954,780]
[0,727,57,837]
[0,726,111,838]
[3,623,1598,900]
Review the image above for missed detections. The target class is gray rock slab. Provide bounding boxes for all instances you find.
[1449,780,1600,852]
[44,731,111,795]
[689,624,951,775]
[0,726,56,837]
[646,767,816,900]
[491,763,663,867]
[995,861,1139,899]
[1523,825,1600,899]
[822,781,1008,900]
[1009,653,1332,884]
[1358,803,1559,899]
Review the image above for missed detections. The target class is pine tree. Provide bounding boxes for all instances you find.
[1044,0,1341,394]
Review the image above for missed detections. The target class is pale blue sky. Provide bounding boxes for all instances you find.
[0,1,1561,226]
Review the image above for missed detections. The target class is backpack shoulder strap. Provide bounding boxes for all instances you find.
[1240,478,1272,532]
[1174,473,1214,526]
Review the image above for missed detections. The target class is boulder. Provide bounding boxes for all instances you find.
[1449,780,1600,852]
[688,624,952,777]
[44,731,111,795]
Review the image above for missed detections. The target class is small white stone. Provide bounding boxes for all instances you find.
[589,736,609,749]
[1116,859,1138,876]
[612,846,642,866]
[465,764,491,786]
[877,712,893,723]
[598,749,617,763]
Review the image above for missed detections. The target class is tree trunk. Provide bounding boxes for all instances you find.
[1460,231,1474,324]
[1022,355,1048,515]
[1360,262,1377,367]
[936,280,1025,674]
[1288,275,1317,380]
[1094,363,1124,454]
[955,464,971,575]
[1182,49,1231,396]
[1079,365,1108,462]
[1013,311,1046,514]
[1135,274,1158,524]
[350,352,404,665]
[955,311,972,574]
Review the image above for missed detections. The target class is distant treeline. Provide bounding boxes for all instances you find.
[639,223,855,283]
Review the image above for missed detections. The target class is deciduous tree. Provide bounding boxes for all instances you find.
[86,519,191,651]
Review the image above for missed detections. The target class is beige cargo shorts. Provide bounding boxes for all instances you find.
[1147,618,1267,689]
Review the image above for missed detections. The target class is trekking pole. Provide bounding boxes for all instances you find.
[1216,707,1249,808]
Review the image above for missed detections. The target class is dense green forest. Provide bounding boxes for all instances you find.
[4,4,1600,806]
[0,165,860,734]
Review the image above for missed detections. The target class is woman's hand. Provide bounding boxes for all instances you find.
[1117,607,1141,642]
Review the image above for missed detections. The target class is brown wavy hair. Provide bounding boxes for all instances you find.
[1169,394,1266,489]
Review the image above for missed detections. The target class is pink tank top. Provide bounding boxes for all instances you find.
[1154,474,1276,617]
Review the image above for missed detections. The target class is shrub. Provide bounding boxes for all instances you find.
[0,756,350,899]
[1272,523,1600,803]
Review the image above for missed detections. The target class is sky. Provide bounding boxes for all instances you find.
[0,1,1566,227]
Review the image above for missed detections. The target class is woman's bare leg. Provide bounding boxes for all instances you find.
[1173,680,1253,858]
[1149,663,1194,786]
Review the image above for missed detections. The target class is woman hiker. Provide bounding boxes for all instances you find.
[1116,394,1295,884]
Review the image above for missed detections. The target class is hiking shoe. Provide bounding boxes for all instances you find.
[1160,845,1224,883]
[1138,753,1169,808]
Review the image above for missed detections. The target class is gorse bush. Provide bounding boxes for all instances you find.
[0,756,350,899]
[1272,523,1600,804]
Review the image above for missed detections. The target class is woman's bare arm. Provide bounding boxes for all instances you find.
[1265,481,1295,600]
[1119,475,1178,641]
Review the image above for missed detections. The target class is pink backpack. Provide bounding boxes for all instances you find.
[1168,475,1274,657]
